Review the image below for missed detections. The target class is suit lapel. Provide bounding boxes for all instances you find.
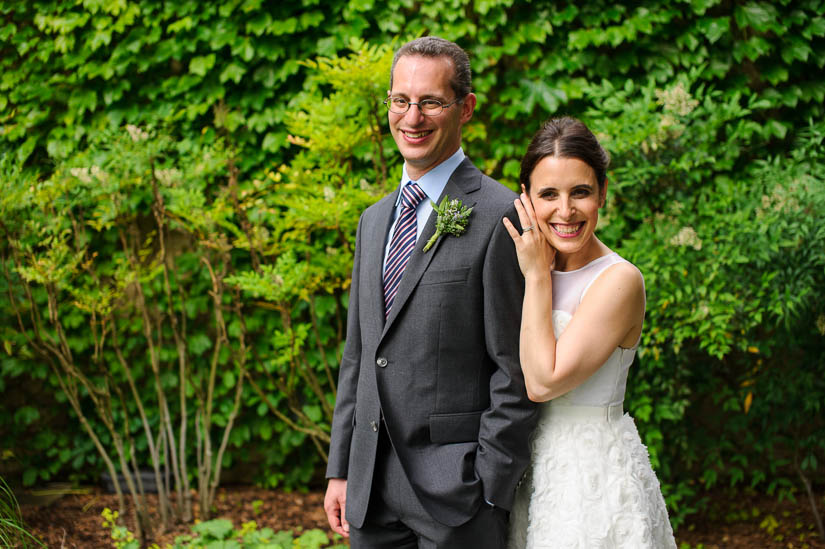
[381,159,482,335]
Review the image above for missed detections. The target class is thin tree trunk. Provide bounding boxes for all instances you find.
[244,371,329,461]
[197,256,229,519]
[120,225,186,523]
[112,330,172,529]
[52,369,127,515]
[796,459,825,539]
[150,174,193,521]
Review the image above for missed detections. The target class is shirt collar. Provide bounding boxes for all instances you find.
[396,148,465,206]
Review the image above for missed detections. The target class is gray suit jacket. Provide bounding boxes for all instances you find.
[326,157,537,528]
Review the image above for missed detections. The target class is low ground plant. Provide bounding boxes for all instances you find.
[0,477,44,548]
[102,508,347,549]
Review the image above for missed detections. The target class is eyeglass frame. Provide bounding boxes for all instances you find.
[383,96,465,116]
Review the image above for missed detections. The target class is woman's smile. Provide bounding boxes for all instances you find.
[550,222,585,238]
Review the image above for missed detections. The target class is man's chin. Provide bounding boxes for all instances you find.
[399,153,435,172]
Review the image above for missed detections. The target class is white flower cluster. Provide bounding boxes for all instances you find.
[155,168,181,185]
[655,83,699,116]
[70,165,108,183]
[126,124,149,142]
[669,226,702,250]
[641,85,698,154]
[756,182,802,218]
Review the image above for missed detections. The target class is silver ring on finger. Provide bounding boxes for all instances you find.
[522,225,534,233]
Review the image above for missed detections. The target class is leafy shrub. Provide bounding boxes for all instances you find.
[1,40,395,537]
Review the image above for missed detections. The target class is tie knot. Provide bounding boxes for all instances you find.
[401,182,426,210]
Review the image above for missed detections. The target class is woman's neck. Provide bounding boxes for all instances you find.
[554,237,611,272]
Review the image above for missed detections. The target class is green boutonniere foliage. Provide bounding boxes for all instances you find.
[423,196,473,252]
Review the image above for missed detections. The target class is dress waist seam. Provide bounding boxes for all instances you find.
[546,403,624,422]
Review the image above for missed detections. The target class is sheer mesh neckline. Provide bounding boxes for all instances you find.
[552,251,617,275]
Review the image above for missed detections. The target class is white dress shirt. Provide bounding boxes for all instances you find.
[382,148,466,272]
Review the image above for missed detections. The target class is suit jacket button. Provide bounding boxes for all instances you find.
[370,421,378,432]
[376,357,388,367]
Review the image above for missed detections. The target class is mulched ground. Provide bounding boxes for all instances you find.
[21,486,331,548]
[19,485,825,548]
[677,488,825,549]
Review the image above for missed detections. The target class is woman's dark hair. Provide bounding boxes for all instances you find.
[519,117,609,192]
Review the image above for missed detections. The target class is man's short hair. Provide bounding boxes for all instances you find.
[389,36,472,100]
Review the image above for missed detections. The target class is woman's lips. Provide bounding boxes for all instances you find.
[551,222,585,238]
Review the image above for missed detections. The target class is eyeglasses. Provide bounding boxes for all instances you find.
[383,96,463,116]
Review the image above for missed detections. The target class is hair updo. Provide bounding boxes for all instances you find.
[519,117,610,192]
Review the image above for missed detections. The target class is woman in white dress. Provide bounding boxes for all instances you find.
[502,117,677,548]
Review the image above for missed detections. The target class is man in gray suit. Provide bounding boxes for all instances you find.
[324,36,536,548]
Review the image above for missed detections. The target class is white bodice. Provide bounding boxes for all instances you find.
[547,253,643,409]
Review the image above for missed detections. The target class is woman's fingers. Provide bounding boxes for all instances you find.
[519,192,537,227]
[502,216,521,242]
[512,197,530,229]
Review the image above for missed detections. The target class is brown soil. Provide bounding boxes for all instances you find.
[20,486,331,548]
[677,489,825,549]
[18,485,825,548]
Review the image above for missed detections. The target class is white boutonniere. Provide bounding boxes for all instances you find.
[423,196,473,252]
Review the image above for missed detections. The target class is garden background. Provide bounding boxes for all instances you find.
[1,0,824,546]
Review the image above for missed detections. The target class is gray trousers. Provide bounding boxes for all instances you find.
[349,423,510,549]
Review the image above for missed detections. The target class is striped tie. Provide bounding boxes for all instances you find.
[383,182,427,317]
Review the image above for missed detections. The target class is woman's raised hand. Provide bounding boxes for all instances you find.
[502,186,556,279]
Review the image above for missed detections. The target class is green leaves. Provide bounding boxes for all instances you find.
[188,333,213,356]
[190,54,216,76]
[191,518,234,540]
[13,406,40,425]
[518,79,567,115]
[100,514,345,549]
[734,2,779,33]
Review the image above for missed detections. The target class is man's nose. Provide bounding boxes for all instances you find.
[403,104,426,124]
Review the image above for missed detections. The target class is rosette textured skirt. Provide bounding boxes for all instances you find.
[508,405,676,549]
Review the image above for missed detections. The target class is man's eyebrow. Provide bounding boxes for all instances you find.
[389,92,447,101]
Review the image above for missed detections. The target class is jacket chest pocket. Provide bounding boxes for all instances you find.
[419,267,470,286]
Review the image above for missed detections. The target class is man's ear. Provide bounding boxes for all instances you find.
[460,93,477,123]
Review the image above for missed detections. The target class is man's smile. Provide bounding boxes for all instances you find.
[401,129,434,141]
